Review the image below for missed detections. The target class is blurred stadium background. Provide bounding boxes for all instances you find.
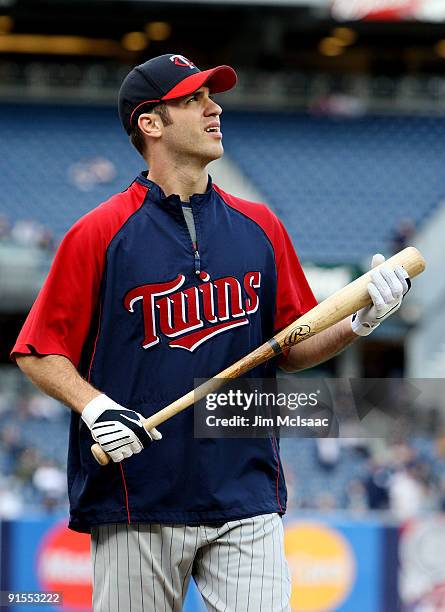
[0,0,445,610]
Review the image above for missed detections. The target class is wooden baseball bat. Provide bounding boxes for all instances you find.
[91,246,425,465]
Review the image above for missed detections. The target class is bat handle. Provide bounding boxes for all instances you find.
[91,443,110,466]
[90,414,166,465]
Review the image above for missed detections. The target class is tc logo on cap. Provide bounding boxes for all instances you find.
[170,55,196,69]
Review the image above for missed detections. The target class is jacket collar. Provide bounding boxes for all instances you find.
[136,171,214,213]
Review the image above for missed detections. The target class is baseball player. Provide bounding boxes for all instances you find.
[12,54,410,611]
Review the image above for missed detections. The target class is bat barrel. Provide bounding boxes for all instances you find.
[275,246,426,350]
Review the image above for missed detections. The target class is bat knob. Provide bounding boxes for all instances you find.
[91,443,110,466]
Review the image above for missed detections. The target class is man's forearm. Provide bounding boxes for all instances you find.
[280,318,357,373]
[280,253,411,373]
[15,354,101,414]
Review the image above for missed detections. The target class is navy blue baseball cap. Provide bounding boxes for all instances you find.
[118,53,237,134]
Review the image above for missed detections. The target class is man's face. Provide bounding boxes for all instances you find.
[161,87,224,165]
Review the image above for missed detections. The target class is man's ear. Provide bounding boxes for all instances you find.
[138,113,163,139]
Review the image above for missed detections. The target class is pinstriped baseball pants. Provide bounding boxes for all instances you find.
[91,513,291,612]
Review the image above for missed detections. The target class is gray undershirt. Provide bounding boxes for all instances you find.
[181,205,197,246]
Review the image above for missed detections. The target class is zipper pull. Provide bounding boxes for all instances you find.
[194,249,201,276]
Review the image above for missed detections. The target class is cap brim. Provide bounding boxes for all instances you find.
[162,65,237,101]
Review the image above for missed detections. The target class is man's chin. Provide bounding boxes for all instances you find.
[206,144,224,163]
[190,144,224,167]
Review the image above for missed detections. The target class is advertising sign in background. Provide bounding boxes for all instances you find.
[399,516,445,611]
[1,515,398,612]
[284,517,398,612]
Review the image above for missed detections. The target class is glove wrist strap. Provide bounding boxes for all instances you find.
[81,394,111,428]
[351,314,380,337]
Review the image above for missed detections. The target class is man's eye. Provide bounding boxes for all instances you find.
[187,95,198,103]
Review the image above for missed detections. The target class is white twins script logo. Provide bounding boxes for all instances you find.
[124,271,261,352]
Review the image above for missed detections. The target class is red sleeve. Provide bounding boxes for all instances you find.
[214,186,317,332]
[12,220,105,367]
[272,217,317,332]
[11,181,148,367]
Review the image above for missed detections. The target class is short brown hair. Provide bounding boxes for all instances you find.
[130,102,173,157]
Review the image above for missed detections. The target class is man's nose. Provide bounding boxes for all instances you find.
[205,98,222,116]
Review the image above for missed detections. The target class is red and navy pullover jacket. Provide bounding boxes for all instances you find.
[12,172,317,533]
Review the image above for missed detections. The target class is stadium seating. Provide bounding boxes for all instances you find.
[281,438,370,510]
[223,112,445,263]
[1,104,445,263]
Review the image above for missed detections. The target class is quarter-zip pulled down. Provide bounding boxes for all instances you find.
[182,203,201,275]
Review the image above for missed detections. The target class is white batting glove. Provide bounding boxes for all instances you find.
[351,253,411,337]
[82,394,162,463]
